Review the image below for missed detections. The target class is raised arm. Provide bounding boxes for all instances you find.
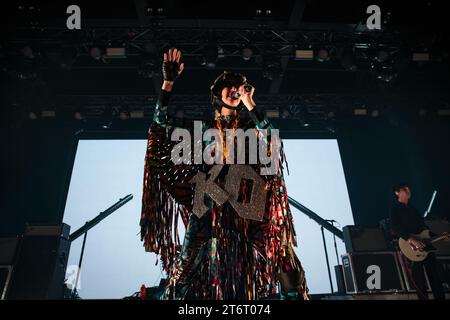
[153,48,185,127]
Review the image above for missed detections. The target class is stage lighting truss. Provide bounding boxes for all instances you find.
[4,21,438,71]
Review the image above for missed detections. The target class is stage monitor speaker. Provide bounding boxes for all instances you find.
[342,252,405,294]
[343,225,388,253]
[7,224,71,300]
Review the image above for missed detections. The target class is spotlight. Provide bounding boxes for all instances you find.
[90,47,103,60]
[202,45,218,68]
[106,47,126,59]
[241,46,253,61]
[266,110,279,118]
[138,54,157,78]
[418,108,427,117]
[295,49,314,60]
[255,9,262,16]
[130,110,145,119]
[437,109,450,116]
[280,109,290,119]
[340,48,358,72]
[120,109,130,120]
[59,47,79,71]
[74,110,84,120]
[262,55,282,80]
[412,52,430,62]
[299,118,310,127]
[28,111,38,120]
[101,108,113,129]
[316,48,330,62]
[41,110,56,118]
[354,107,368,116]
[21,45,35,59]
[375,50,390,63]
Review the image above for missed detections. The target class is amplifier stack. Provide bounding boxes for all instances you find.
[339,221,450,295]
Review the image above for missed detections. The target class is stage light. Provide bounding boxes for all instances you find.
[433,50,449,63]
[21,45,35,59]
[74,110,84,121]
[437,109,450,116]
[295,49,314,60]
[90,47,103,60]
[101,108,113,129]
[28,111,38,120]
[217,46,225,59]
[412,52,430,62]
[316,48,330,62]
[375,50,390,63]
[354,108,368,116]
[59,47,79,71]
[102,121,112,129]
[138,54,157,78]
[371,109,380,118]
[281,109,290,119]
[255,9,262,16]
[266,110,279,118]
[262,55,282,80]
[41,110,56,118]
[119,110,130,120]
[242,46,253,61]
[202,45,218,68]
[418,108,427,117]
[340,48,358,72]
[130,110,145,119]
[106,47,126,59]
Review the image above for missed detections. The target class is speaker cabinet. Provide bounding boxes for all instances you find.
[342,252,405,294]
[7,224,71,300]
[343,225,388,253]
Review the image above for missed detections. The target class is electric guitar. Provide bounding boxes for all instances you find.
[398,230,449,262]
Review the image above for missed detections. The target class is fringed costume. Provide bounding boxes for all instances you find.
[140,76,308,300]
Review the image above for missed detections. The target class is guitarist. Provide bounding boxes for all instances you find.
[390,183,449,300]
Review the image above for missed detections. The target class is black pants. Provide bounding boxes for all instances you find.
[409,253,445,300]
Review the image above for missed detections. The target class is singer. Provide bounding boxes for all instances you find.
[140,48,308,300]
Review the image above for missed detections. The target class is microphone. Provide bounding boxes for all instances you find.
[230,84,253,100]
[230,91,241,100]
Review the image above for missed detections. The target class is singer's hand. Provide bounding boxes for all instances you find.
[162,48,185,91]
[443,232,450,241]
[239,84,256,111]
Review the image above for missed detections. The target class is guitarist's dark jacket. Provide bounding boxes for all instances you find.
[390,202,435,240]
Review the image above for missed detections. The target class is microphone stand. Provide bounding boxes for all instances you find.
[321,225,334,294]
[330,221,340,266]
[68,194,133,299]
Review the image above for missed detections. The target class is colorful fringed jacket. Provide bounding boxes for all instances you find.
[140,89,308,299]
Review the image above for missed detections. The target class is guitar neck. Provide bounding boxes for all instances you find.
[430,235,447,243]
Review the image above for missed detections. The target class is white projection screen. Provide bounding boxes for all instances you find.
[63,139,354,299]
